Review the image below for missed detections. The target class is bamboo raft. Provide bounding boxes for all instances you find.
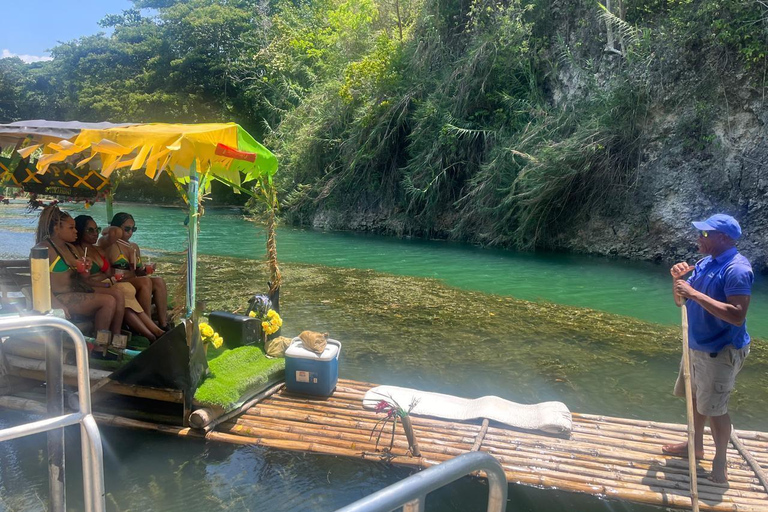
[2,378,768,511]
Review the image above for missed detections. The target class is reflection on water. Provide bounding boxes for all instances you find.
[1,201,766,511]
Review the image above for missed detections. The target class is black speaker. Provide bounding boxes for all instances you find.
[208,311,263,349]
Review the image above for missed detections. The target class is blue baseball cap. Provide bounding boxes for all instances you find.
[692,214,742,240]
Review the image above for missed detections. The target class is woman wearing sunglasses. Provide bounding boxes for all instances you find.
[105,212,169,330]
[74,215,166,342]
[34,206,117,336]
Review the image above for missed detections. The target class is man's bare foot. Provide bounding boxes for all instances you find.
[708,457,728,483]
[662,442,704,460]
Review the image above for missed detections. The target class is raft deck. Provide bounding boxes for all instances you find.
[2,378,768,511]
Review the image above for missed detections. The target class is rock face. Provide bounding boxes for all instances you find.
[554,93,768,274]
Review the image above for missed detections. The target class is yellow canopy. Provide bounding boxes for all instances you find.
[30,122,277,187]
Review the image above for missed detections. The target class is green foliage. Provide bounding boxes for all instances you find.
[626,0,768,67]
[2,0,765,246]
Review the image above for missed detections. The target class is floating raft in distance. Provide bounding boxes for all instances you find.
[2,378,768,512]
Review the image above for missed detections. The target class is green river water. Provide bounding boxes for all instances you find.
[1,201,766,512]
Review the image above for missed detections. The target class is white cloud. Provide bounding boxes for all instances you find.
[1,49,53,63]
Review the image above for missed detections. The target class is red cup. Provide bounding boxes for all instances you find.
[114,270,125,282]
[146,263,156,275]
[76,259,87,274]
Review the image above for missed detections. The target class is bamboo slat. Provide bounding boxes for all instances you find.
[2,379,768,512]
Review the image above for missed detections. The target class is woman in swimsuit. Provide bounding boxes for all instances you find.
[35,206,117,335]
[74,215,166,342]
[105,212,169,330]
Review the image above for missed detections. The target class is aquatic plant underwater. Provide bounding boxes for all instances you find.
[162,253,767,431]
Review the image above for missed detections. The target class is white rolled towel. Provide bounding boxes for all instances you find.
[363,385,572,435]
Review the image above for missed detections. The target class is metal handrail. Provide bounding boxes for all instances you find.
[334,451,508,512]
[0,315,106,512]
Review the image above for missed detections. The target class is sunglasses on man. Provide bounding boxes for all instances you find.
[122,225,138,233]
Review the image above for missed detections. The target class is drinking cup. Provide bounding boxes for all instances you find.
[146,262,156,275]
[76,259,87,274]
[114,269,125,282]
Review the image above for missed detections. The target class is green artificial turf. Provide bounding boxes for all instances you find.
[194,346,285,409]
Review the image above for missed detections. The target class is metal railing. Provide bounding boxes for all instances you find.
[0,315,106,512]
[334,451,508,512]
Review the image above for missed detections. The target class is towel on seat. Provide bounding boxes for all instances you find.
[363,385,572,435]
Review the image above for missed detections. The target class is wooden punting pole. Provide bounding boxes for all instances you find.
[681,304,700,512]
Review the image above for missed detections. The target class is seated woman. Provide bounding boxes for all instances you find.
[74,215,166,342]
[105,212,169,330]
[35,205,117,336]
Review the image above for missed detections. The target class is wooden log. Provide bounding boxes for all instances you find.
[188,405,225,430]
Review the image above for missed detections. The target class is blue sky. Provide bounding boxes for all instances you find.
[1,0,133,62]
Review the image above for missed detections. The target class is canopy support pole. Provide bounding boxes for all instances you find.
[105,190,114,225]
[186,160,199,318]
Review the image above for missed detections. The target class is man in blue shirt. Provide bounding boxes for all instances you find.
[662,214,753,483]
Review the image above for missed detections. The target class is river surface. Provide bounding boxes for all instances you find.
[1,200,766,512]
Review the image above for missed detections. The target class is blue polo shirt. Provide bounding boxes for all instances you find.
[685,247,753,352]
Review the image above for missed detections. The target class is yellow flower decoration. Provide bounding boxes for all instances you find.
[199,323,214,338]
[251,309,283,337]
[199,320,224,349]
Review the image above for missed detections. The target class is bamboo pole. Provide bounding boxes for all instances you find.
[471,419,490,452]
[731,428,768,494]
[681,305,701,512]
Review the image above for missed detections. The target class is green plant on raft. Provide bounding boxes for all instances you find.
[194,346,285,409]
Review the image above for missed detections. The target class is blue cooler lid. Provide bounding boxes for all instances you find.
[286,338,340,361]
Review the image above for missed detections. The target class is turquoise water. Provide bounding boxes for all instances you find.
[1,199,765,512]
[2,201,766,337]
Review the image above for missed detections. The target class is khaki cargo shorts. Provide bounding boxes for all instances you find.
[674,345,749,417]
